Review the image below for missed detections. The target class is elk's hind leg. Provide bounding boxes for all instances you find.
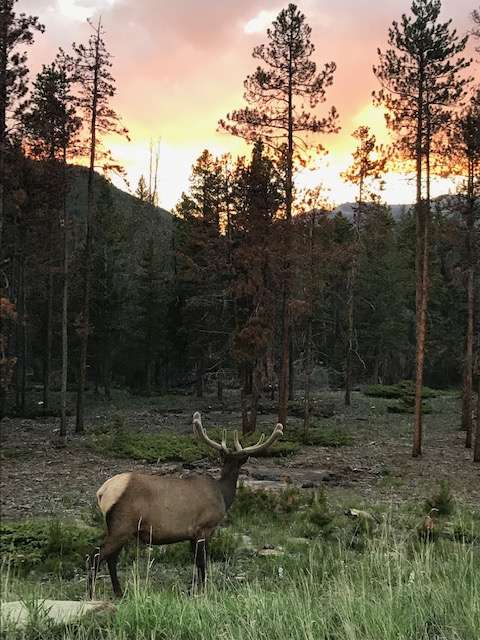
[190,538,208,591]
[87,535,129,599]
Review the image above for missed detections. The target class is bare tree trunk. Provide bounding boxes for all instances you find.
[303,210,316,437]
[43,270,54,412]
[60,159,68,439]
[217,369,223,401]
[76,24,101,434]
[344,270,354,407]
[0,15,7,250]
[303,318,313,439]
[462,265,475,447]
[15,251,27,413]
[278,51,294,428]
[20,257,27,412]
[278,278,290,426]
[104,340,112,401]
[462,174,475,448]
[76,190,93,432]
[145,355,154,396]
[195,358,204,398]
[412,74,426,458]
[474,369,480,463]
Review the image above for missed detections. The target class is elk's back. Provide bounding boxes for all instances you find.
[99,472,226,544]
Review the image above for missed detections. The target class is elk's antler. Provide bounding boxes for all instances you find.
[193,411,283,457]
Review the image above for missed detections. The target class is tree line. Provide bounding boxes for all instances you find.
[0,0,478,461]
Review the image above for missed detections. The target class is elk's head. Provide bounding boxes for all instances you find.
[192,411,283,466]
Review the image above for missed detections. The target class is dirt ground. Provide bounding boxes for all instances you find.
[1,389,479,521]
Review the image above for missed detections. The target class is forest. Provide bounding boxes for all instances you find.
[0,1,479,638]
[0,0,478,455]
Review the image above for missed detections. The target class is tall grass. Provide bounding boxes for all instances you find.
[2,518,478,640]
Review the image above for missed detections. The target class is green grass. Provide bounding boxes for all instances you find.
[1,489,480,639]
[2,517,479,639]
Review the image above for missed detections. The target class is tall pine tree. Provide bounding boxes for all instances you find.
[374,0,470,456]
[70,19,129,432]
[220,3,338,425]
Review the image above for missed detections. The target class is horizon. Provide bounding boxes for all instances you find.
[22,0,476,210]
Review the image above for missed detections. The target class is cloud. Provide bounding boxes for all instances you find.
[243,8,279,35]
[56,0,116,22]
[17,0,475,208]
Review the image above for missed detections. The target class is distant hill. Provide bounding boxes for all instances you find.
[66,165,173,265]
[334,202,413,220]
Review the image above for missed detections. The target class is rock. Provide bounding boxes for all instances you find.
[240,534,253,548]
[257,547,285,557]
[250,470,282,482]
[0,600,115,630]
[287,537,311,545]
[242,479,289,492]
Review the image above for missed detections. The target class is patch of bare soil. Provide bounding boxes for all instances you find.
[1,391,479,520]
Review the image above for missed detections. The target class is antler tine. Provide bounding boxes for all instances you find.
[221,429,230,454]
[240,422,284,456]
[228,423,283,457]
[233,430,243,452]
[192,411,202,436]
[192,412,224,452]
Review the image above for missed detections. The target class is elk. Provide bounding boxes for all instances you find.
[88,411,283,597]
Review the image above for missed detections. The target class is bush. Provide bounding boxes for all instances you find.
[307,489,334,531]
[230,485,312,519]
[387,402,433,414]
[365,381,438,400]
[425,480,455,517]
[0,519,100,575]
[208,528,240,561]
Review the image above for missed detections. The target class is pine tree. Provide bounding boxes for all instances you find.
[341,126,386,406]
[22,59,80,429]
[231,141,282,433]
[220,3,338,426]
[374,0,470,457]
[136,174,149,203]
[445,91,480,449]
[472,7,480,50]
[70,19,129,432]
[176,150,229,398]
[0,0,43,249]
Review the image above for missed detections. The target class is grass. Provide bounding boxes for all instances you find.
[2,487,479,640]
[1,513,479,639]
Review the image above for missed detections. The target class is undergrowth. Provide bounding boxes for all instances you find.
[87,417,351,463]
[1,505,479,640]
[365,380,438,400]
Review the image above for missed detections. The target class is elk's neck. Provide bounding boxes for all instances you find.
[217,458,244,510]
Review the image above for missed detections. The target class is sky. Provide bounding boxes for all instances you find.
[20,0,478,210]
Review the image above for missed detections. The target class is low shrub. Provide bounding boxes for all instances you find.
[387,402,433,414]
[365,380,438,400]
[425,480,455,516]
[307,489,334,531]
[0,519,100,575]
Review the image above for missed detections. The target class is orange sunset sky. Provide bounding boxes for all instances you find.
[20,0,478,210]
